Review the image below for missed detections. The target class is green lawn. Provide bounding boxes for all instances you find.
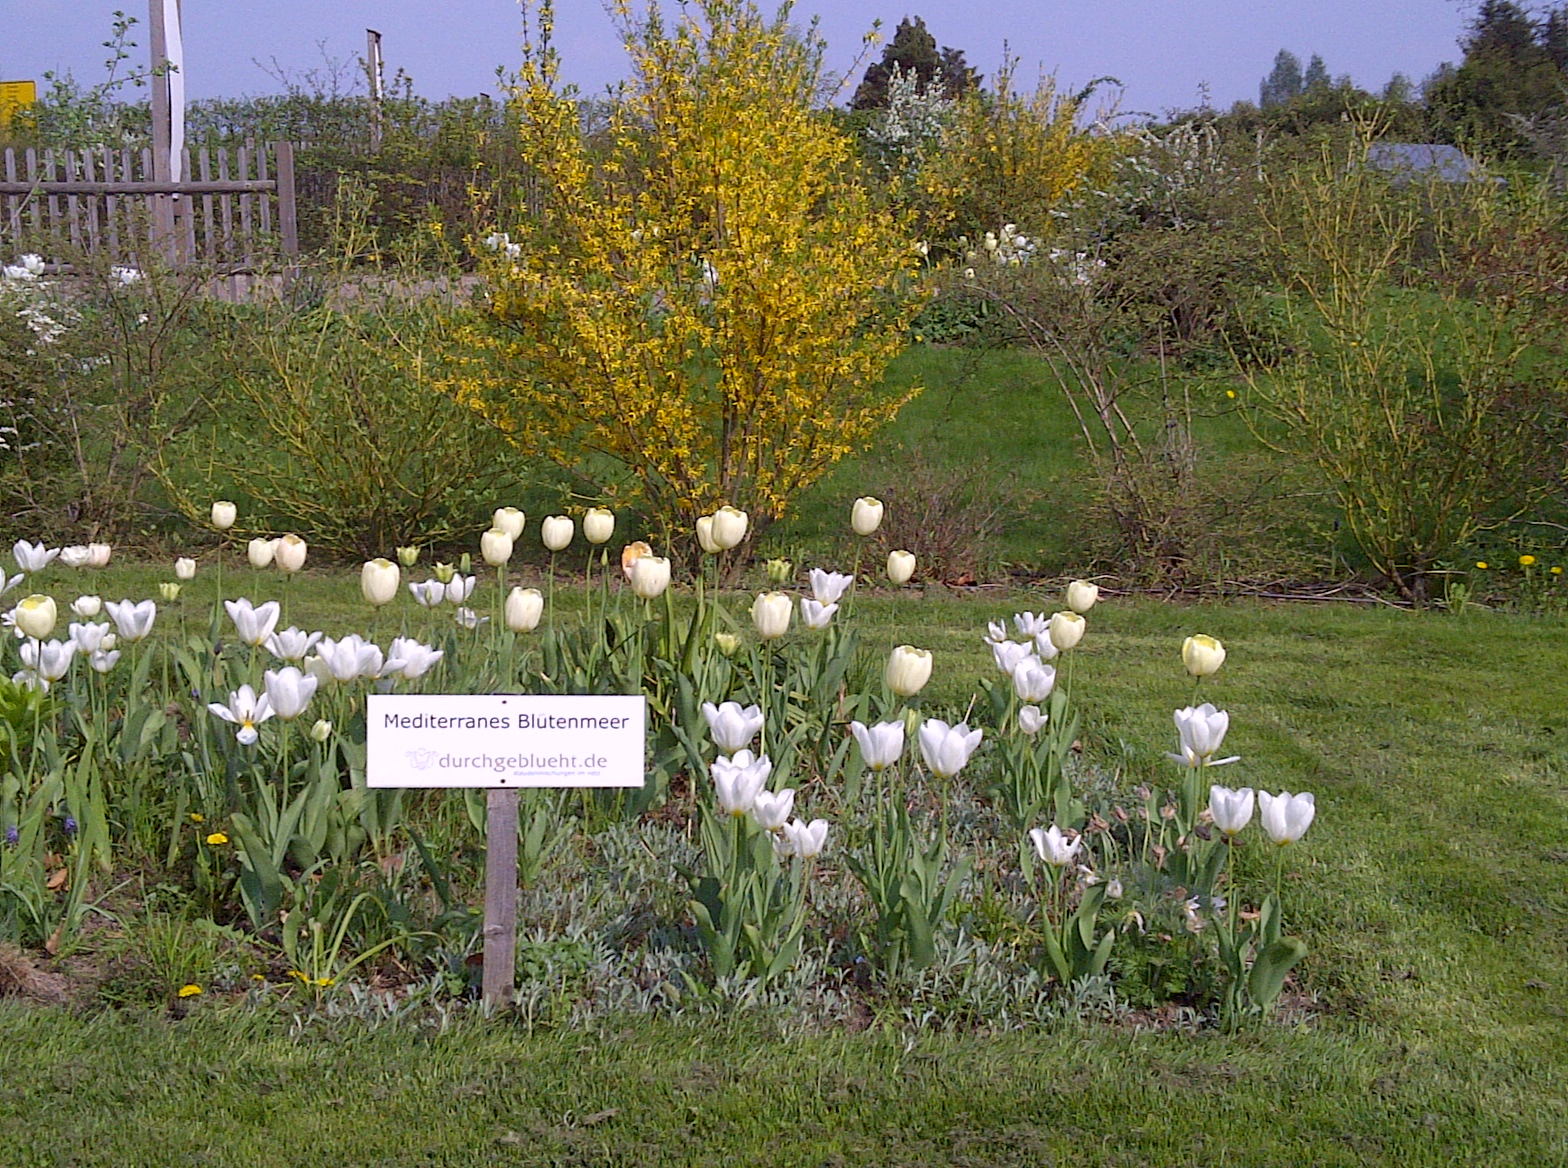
[2,582,1565,1165]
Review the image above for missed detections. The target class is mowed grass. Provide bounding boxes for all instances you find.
[2,571,1567,1165]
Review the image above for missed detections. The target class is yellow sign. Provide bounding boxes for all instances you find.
[0,80,38,133]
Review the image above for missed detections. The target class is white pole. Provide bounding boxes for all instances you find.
[164,0,185,183]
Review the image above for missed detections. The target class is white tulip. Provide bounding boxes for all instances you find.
[990,639,1032,676]
[750,788,795,831]
[541,515,574,551]
[68,621,112,654]
[851,496,884,536]
[387,637,444,681]
[800,597,838,629]
[850,720,904,771]
[1208,785,1255,838]
[14,594,57,639]
[263,666,318,720]
[808,569,854,605]
[70,595,102,618]
[361,560,400,606]
[1011,656,1057,703]
[492,506,526,540]
[781,817,830,859]
[628,554,671,599]
[583,508,615,545]
[1029,824,1081,868]
[313,634,384,682]
[225,598,280,648]
[505,587,544,632]
[1258,790,1315,846]
[1182,634,1226,678]
[103,599,156,642]
[59,546,92,569]
[710,506,748,550]
[480,528,514,567]
[918,718,983,779]
[13,541,59,574]
[1169,703,1239,768]
[210,501,237,530]
[1048,611,1085,652]
[265,626,322,661]
[886,645,933,697]
[886,550,916,586]
[208,684,274,745]
[86,543,111,568]
[245,538,275,569]
[701,701,764,755]
[408,579,446,608]
[22,638,75,682]
[1013,611,1049,640]
[1066,580,1099,614]
[751,592,792,640]
[712,750,771,816]
[275,534,307,573]
[174,557,197,581]
[1018,705,1047,735]
[695,516,720,555]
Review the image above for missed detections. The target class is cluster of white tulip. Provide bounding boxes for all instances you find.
[245,534,308,573]
[6,593,158,687]
[981,580,1099,731]
[695,506,748,555]
[14,538,110,575]
[701,701,827,858]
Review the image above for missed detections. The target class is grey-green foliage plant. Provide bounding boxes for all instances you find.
[153,183,523,558]
[1242,135,1548,602]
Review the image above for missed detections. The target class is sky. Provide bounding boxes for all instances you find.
[2,1,1471,119]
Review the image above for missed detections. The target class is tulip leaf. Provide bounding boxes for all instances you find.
[1248,936,1308,1012]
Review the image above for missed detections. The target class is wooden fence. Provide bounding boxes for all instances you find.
[0,140,297,292]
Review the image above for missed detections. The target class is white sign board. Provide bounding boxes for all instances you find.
[366,694,645,788]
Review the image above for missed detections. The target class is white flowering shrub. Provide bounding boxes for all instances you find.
[863,65,956,181]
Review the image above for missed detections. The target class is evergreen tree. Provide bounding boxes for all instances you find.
[1259,50,1304,108]
[1303,54,1331,91]
[851,16,979,110]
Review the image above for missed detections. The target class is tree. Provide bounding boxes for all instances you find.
[1259,50,1304,108]
[1303,54,1331,92]
[1425,1,1568,150]
[851,16,978,110]
[456,0,928,554]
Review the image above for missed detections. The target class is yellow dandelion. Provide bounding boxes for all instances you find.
[1520,554,1537,567]
[1476,561,1489,570]
[177,984,202,998]
[205,832,228,846]
[287,970,308,982]
[1226,389,1237,399]
[188,812,204,824]
[1553,566,1563,576]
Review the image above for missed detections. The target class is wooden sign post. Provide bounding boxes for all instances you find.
[367,694,646,1005]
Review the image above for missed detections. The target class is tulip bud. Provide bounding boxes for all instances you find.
[583,508,615,545]
[432,561,456,584]
[211,501,237,530]
[15,594,57,640]
[1182,634,1226,678]
[505,586,544,632]
[696,516,720,555]
[1066,580,1098,614]
[480,528,514,567]
[1047,611,1085,652]
[174,557,197,581]
[751,591,792,640]
[886,645,932,697]
[628,554,671,599]
[247,537,277,569]
[310,718,333,743]
[458,552,472,576]
[541,515,574,552]
[158,582,181,601]
[711,506,748,551]
[851,496,884,536]
[492,507,526,540]
[714,632,740,657]
[275,534,307,573]
[361,559,400,606]
[621,541,652,580]
[886,550,915,586]
[397,545,420,569]
[765,558,793,585]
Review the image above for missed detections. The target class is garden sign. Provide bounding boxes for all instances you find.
[367,694,646,1003]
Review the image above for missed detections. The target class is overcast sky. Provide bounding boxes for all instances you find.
[3,1,1470,119]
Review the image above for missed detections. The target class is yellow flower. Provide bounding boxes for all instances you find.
[188,812,204,824]
[205,832,229,846]
[1520,554,1537,567]
[1475,561,1488,570]
[1553,566,1563,576]
[1226,389,1237,399]
[177,984,202,998]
